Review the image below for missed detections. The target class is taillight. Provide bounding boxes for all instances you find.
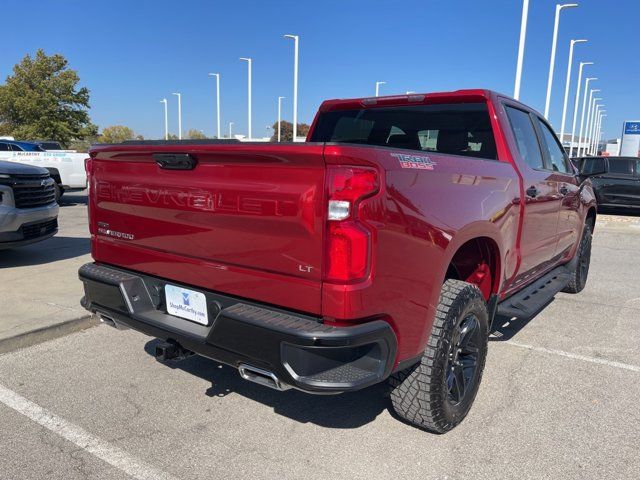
[324,166,378,283]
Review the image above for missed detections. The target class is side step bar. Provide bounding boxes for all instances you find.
[497,266,572,319]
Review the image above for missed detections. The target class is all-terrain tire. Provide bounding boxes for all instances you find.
[389,279,489,433]
[562,222,592,294]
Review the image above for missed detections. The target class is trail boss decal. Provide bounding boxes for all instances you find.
[391,153,436,170]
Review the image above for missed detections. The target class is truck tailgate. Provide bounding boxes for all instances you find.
[89,143,326,314]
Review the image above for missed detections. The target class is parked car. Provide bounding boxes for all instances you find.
[0,160,59,249]
[574,156,640,212]
[30,140,64,151]
[0,140,45,152]
[78,89,596,433]
[0,140,88,202]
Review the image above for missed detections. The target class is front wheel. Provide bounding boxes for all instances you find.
[389,279,489,433]
[562,222,592,294]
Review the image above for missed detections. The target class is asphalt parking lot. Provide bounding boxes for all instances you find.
[0,195,639,480]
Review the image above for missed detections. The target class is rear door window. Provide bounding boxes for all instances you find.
[504,106,544,170]
[0,143,10,151]
[310,102,498,160]
[608,159,634,176]
[536,118,570,173]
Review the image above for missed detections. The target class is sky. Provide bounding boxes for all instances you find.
[2,0,639,141]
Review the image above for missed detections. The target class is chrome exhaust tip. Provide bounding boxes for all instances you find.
[238,364,289,391]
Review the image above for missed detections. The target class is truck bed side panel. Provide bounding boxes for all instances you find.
[322,145,520,361]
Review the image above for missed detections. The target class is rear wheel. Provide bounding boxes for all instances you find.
[389,279,489,433]
[562,222,592,294]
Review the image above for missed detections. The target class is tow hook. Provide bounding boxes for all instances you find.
[155,340,194,361]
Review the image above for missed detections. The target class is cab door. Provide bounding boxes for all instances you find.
[503,104,561,286]
[533,116,582,260]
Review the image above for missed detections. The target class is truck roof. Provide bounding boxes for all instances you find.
[317,89,531,113]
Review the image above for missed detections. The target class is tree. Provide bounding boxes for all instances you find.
[269,121,311,142]
[0,49,98,146]
[187,129,207,139]
[99,125,135,144]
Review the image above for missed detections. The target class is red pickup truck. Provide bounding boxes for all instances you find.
[79,89,596,433]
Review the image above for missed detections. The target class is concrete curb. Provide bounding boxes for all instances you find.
[596,215,640,231]
[0,315,98,355]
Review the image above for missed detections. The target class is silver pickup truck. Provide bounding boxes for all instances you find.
[0,160,59,249]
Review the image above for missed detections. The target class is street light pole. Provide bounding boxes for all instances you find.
[208,73,221,139]
[586,96,601,155]
[583,90,600,156]
[514,0,530,100]
[160,98,168,140]
[228,122,234,139]
[277,96,285,142]
[594,113,606,155]
[284,35,299,142]
[559,39,587,144]
[172,93,182,140]
[569,62,593,157]
[577,77,597,156]
[588,104,601,154]
[375,81,386,97]
[544,3,578,119]
[592,108,604,154]
[239,58,252,140]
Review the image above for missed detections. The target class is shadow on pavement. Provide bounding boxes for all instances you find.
[143,338,389,429]
[0,236,90,267]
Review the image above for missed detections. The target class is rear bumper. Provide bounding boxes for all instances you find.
[78,263,397,393]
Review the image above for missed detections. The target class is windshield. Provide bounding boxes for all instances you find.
[310,102,497,160]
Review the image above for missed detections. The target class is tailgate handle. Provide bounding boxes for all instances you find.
[154,153,197,170]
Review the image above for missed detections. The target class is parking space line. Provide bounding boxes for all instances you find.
[0,383,180,480]
[504,340,640,373]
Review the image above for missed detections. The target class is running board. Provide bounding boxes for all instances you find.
[497,266,572,319]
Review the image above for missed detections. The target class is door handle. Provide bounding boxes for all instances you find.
[559,185,569,196]
[526,186,539,198]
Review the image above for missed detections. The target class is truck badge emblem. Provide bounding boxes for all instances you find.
[391,153,436,170]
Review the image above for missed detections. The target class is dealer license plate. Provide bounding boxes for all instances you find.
[164,284,209,325]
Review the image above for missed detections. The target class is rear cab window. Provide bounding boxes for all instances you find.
[310,102,498,160]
